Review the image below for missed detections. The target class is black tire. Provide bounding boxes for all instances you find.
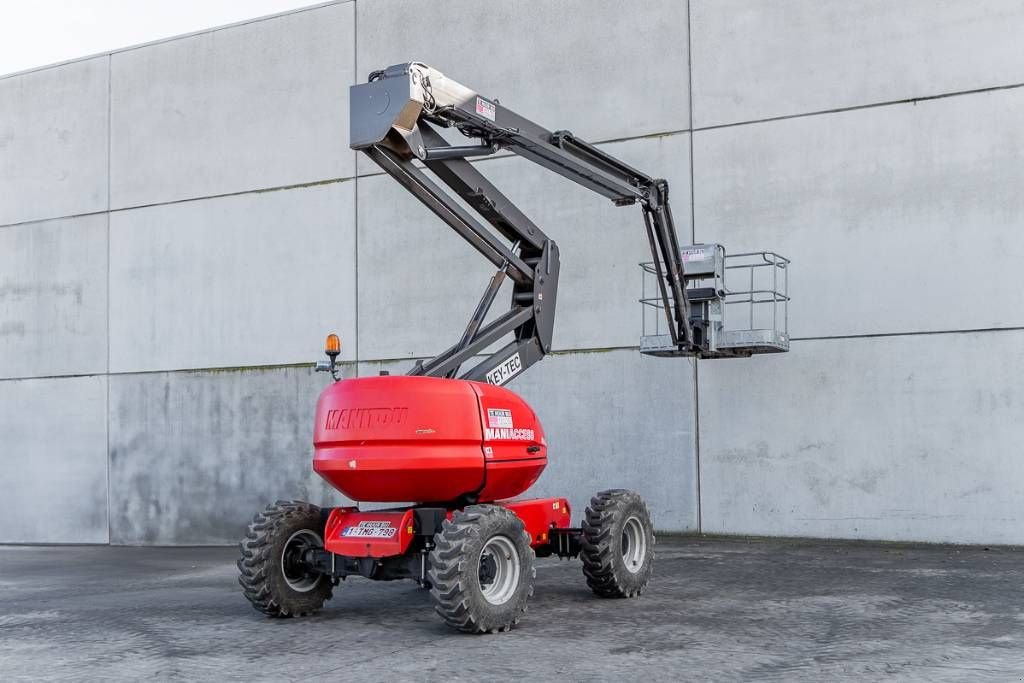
[237,500,333,617]
[581,489,655,598]
[428,504,535,634]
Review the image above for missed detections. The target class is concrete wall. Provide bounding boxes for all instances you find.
[698,331,1024,544]
[1,0,1022,545]
[689,0,1024,543]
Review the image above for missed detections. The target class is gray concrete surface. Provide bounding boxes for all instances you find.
[108,182,357,372]
[108,364,357,545]
[698,331,1024,544]
[2,537,1022,681]
[3,0,1024,546]
[0,56,108,226]
[109,3,355,208]
[0,214,108,378]
[0,376,108,544]
[691,0,1024,127]
[355,0,689,150]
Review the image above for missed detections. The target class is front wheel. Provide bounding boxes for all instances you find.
[581,489,655,598]
[237,500,333,617]
[428,504,535,633]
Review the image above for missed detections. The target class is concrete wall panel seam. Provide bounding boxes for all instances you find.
[105,52,113,544]
[693,81,1024,134]
[685,0,702,533]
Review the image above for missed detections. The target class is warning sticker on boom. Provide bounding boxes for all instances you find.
[682,248,711,262]
[475,97,496,121]
[485,352,522,386]
[341,521,397,538]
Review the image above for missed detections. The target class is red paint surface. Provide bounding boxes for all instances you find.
[324,508,416,558]
[500,497,572,547]
[313,376,548,503]
[323,498,571,558]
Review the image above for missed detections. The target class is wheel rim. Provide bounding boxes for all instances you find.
[621,516,647,574]
[478,535,521,606]
[280,529,323,592]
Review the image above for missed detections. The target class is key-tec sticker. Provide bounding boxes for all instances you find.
[476,96,496,121]
[487,408,514,429]
[486,352,523,386]
[342,521,397,538]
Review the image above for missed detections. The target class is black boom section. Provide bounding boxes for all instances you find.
[353,62,695,385]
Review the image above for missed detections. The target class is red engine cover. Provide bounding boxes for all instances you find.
[313,376,547,503]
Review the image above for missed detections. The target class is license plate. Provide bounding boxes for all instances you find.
[341,521,397,538]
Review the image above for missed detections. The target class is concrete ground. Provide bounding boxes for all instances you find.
[1,537,1022,681]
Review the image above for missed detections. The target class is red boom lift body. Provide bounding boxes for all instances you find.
[238,62,789,633]
[313,376,568,561]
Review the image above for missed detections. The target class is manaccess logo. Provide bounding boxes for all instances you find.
[484,427,536,441]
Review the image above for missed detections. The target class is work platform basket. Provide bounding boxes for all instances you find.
[639,245,790,359]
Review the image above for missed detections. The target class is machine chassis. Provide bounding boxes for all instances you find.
[237,59,785,633]
[302,498,583,585]
[240,491,655,633]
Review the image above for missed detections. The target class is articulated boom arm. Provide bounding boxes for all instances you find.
[350,62,695,384]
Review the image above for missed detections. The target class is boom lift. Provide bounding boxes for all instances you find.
[238,63,790,633]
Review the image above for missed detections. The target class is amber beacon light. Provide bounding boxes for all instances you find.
[325,333,341,359]
[315,333,342,381]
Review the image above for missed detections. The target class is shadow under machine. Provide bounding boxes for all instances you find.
[238,63,790,633]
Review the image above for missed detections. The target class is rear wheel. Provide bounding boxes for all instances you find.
[428,504,535,633]
[237,500,333,617]
[581,489,655,598]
